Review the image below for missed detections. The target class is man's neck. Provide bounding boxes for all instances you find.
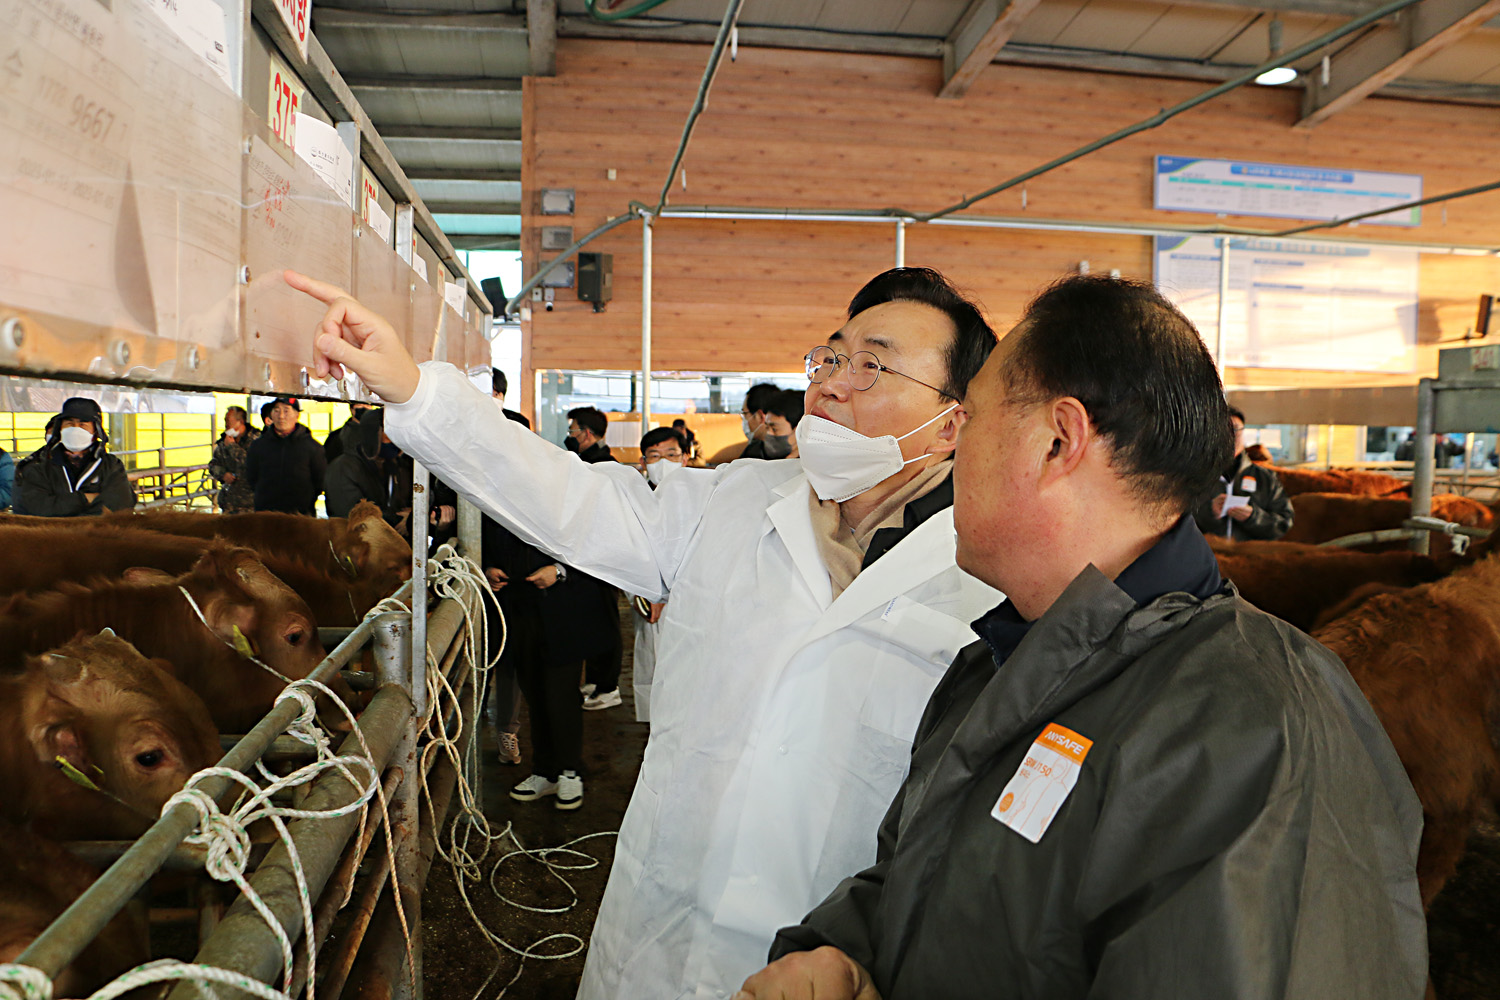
[1008,511,1177,621]
[836,455,939,528]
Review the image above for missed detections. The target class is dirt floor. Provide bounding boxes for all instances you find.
[421,598,1500,1000]
[423,597,647,1000]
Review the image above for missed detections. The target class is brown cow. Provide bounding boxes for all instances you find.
[1282,492,1494,545]
[0,545,329,732]
[101,500,411,595]
[0,632,219,840]
[1215,545,1446,632]
[0,820,150,998]
[0,524,389,625]
[1314,550,1500,907]
[1268,466,1409,498]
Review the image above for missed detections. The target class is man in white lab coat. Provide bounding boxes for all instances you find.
[287,265,1001,1000]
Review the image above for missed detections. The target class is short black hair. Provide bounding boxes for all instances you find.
[492,369,508,397]
[260,401,276,422]
[1227,405,1246,424]
[744,383,781,415]
[568,406,607,439]
[846,267,997,401]
[766,389,803,428]
[640,427,683,451]
[225,405,248,423]
[1005,275,1234,512]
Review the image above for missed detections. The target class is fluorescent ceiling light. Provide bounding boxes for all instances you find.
[1255,66,1298,86]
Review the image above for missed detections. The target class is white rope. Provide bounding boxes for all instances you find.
[178,585,292,683]
[0,965,51,1000]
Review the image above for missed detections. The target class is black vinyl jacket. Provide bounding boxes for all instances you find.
[13,441,135,517]
[772,518,1426,1000]
[481,516,616,668]
[1192,451,1295,541]
[246,424,326,515]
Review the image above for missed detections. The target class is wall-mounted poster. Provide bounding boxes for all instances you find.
[1155,235,1418,374]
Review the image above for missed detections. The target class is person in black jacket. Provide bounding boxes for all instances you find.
[246,397,326,515]
[567,406,616,464]
[1191,406,1294,541]
[325,407,401,522]
[323,401,372,466]
[741,276,1424,1000]
[13,397,135,517]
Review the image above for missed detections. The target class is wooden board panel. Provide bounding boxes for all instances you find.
[521,38,1500,391]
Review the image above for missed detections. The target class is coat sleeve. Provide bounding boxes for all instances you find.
[16,456,86,517]
[309,437,327,497]
[98,456,136,512]
[1239,469,1294,541]
[323,458,359,519]
[383,362,726,601]
[245,440,261,488]
[0,451,12,509]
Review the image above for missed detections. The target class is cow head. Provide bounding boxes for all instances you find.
[24,632,220,826]
[183,545,327,683]
[340,501,413,593]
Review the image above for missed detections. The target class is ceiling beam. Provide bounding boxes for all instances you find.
[345,75,523,94]
[449,235,521,251]
[555,16,944,58]
[424,200,523,215]
[405,168,522,182]
[379,125,522,141]
[940,0,1046,99]
[312,8,526,32]
[1297,0,1500,127]
[529,0,557,76]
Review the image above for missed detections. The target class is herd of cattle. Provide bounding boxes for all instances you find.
[0,501,411,992]
[0,464,1498,993]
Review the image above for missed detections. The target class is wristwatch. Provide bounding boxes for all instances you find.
[553,563,568,582]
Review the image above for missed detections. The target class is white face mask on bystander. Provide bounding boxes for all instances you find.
[796,404,959,503]
[60,427,94,452]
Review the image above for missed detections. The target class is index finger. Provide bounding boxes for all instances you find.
[284,269,351,305]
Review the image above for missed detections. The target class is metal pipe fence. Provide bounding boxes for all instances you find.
[9,568,485,1000]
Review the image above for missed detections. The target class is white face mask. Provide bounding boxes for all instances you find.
[740,414,755,441]
[60,427,94,452]
[225,427,240,439]
[645,458,682,487]
[797,405,959,503]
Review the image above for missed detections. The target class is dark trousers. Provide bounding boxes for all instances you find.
[584,590,623,694]
[516,651,585,781]
[484,596,522,734]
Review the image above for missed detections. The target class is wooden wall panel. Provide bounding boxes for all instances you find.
[523,39,1500,390]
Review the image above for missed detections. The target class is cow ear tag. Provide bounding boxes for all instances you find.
[56,756,103,792]
[231,625,258,658]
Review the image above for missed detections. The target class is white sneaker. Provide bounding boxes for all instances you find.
[497,732,521,765]
[582,688,622,711]
[510,774,558,801]
[580,682,597,697]
[556,771,583,810]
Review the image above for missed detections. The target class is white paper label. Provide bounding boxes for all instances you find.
[412,254,428,282]
[292,112,353,208]
[444,281,467,316]
[992,723,1092,844]
[272,0,309,59]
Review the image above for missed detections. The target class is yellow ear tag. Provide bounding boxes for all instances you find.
[232,625,257,659]
[56,756,102,792]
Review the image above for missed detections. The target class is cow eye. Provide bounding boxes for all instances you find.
[286,628,304,647]
[135,750,164,768]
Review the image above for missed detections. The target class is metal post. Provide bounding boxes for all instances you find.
[642,212,653,435]
[456,498,482,562]
[371,610,420,1000]
[410,462,430,723]
[895,219,906,267]
[1215,237,1231,381]
[1411,378,1436,555]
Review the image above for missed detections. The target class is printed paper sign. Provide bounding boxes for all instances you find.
[992,723,1092,844]
[444,280,467,316]
[144,0,233,89]
[365,195,391,244]
[412,252,428,282]
[293,112,352,208]
[267,54,302,149]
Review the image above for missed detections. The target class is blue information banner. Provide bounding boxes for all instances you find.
[1154,156,1422,227]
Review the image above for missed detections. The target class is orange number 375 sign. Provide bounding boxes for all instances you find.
[273,0,310,59]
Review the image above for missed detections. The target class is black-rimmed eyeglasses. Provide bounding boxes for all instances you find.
[804,346,955,400]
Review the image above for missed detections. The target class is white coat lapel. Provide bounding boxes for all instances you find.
[803,508,958,645]
[764,475,834,611]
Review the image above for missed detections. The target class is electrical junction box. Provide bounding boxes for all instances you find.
[577,252,613,304]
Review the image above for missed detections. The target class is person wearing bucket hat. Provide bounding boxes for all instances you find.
[246,397,326,515]
[13,397,135,517]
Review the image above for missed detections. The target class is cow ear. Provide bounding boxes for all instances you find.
[123,567,175,585]
[203,599,258,655]
[148,656,180,679]
[48,725,105,791]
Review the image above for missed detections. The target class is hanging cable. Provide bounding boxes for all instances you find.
[1265,177,1500,238]
[585,0,679,21]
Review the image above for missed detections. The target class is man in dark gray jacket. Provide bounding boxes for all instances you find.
[738,276,1426,1000]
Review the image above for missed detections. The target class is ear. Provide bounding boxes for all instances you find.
[149,656,180,679]
[123,567,176,585]
[921,406,968,459]
[1039,397,1094,486]
[203,597,259,657]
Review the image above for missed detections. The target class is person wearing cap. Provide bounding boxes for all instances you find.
[246,397,326,515]
[13,397,135,517]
